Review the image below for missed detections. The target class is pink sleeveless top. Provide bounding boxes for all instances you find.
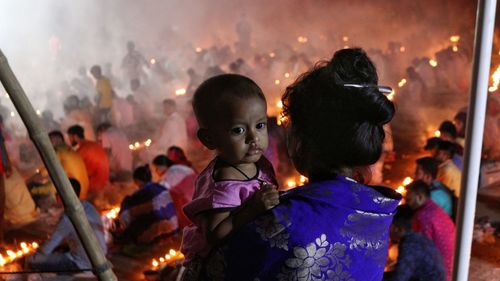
[181,156,277,262]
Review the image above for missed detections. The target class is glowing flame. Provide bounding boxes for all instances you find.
[0,241,39,267]
[387,89,396,101]
[299,175,308,184]
[297,36,308,43]
[399,46,406,52]
[269,52,275,58]
[450,35,460,43]
[275,79,280,85]
[287,180,297,189]
[175,88,186,96]
[277,115,287,126]
[134,142,140,148]
[36,109,41,115]
[195,47,202,53]
[396,186,406,195]
[6,251,16,259]
[32,242,39,249]
[402,177,413,186]
[429,59,438,67]
[129,144,135,150]
[284,72,290,78]
[434,130,441,138]
[398,78,407,88]
[452,46,458,52]
[150,58,156,65]
[169,249,176,256]
[488,64,500,92]
[105,207,120,220]
[343,45,349,49]
[152,259,159,268]
[342,36,349,42]
[159,257,165,263]
[145,139,152,147]
[276,101,283,109]
[165,254,171,260]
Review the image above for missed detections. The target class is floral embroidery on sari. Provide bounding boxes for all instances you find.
[277,234,354,281]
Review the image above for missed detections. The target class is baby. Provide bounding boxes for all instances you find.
[181,74,279,279]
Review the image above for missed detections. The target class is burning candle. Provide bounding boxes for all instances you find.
[274,79,280,85]
[150,58,156,65]
[402,177,413,186]
[284,73,290,78]
[400,46,406,53]
[287,180,297,189]
[398,79,407,88]
[452,46,458,52]
[387,89,396,101]
[450,35,460,43]
[342,36,349,42]
[429,59,438,67]
[488,65,500,92]
[175,88,186,96]
[434,130,441,138]
[129,144,135,150]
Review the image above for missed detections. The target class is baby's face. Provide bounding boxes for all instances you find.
[212,96,268,165]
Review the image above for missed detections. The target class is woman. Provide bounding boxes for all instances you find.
[199,48,401,281]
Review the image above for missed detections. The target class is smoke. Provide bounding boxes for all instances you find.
[0,0,477,144]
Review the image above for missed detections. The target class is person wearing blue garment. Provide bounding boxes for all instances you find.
[198,48,401,281]
[414,157,455,217]
[385,205,446,281]
[117,165,178,244]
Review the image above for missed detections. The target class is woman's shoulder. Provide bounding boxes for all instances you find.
[280,177,401,212]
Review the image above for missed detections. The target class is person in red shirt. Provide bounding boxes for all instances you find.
[67,125,109,198]
[405,180,455,281]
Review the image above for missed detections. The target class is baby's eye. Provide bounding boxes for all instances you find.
[231,127,245,135]
[256,122,267,130]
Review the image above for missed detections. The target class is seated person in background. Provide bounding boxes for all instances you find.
[26,179,107,271]
[152,155,196,229]
[3,166,39,229]
[414,157,454,217]
[405,180,455,281]
[386,204,445,281]
[167,146,192,167]
[67,125,109,198]
[48,130,89,199]
[153,154,196,190]
[433,140,462,196]
[439,120,463,154]
[96,123,133,180]
[425,137,462,170]
[116,165,178,244]
[453,111,467,147]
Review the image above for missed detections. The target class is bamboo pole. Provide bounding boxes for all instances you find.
[453,0,497,280]
[0,49,117,281]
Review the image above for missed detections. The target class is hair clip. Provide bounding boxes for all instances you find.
[342,83,393,94]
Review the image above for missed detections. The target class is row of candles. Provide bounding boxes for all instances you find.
[0,242,39,267]
[129,139,153,151]
[151,249,185,270]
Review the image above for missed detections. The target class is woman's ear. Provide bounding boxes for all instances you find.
[197,128,216,150]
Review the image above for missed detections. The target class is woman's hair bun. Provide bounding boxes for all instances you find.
[352,86,395,126]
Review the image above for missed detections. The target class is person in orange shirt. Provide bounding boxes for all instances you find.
[48,131,90,199]
[67,125,109,197]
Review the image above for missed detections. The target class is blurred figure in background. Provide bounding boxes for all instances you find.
[97,123,133,180]
[90,65,114,124]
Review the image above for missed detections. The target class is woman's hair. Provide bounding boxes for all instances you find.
[192,74,266,128]
[133,164,152,183]
[282,48,395,179]
[153,155,174,167]
[167,146,191,166]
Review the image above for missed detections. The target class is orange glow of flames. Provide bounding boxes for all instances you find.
[387,90,396,101]
[129,139,153,151]
[175,88,186,96]
[105,207,121,220]
[0,242,39,267]
[434,130,441,138]
[488,64,500,92]
[429,59,438,67]
[450,35,460,43]
[151,249,184,270]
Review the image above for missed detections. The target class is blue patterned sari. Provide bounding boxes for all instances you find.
[200,176,401,281]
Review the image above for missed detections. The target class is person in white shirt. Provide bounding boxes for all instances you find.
[96,123,133,178]
[153,99,188,155]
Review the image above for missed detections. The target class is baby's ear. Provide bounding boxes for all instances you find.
[197,128,216,150]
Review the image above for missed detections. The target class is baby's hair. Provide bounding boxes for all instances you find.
[192,74,266,128]
[282,48,395,179]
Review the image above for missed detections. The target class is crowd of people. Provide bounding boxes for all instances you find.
[0,15,496,280]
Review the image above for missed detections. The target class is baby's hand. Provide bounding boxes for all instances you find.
[250,183,280,213]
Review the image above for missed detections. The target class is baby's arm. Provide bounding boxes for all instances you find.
[200,183,279,246]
